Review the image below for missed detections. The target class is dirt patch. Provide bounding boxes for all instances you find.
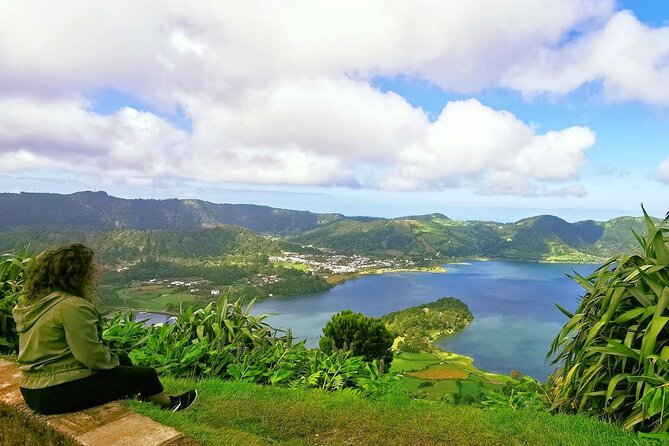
[127,285,164,291]
[407,364,470,380]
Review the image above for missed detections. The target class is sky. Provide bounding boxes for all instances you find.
[1,1,668,222]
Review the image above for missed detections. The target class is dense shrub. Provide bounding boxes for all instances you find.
[107,298,386,393]
[0,248,384,394]
[117,298,383,391]
[226,340,384,392]
[0,249,31,353]
[127,297,276,378]
[319,310,394,368]
[101,311,150,356]
[481,377,550,411]
[548,209,669,432]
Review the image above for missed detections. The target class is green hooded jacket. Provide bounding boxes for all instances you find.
[12,291,119,389]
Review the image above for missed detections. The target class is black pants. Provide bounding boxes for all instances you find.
[20,357,164,415]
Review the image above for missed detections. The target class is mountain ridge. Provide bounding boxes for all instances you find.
[0,191,342,234]
[0,190,647,229]
[0,191,657,262]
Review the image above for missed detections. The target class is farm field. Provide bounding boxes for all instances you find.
[390,351,512,401]
[272,261,308,271]
[114,285,203,311]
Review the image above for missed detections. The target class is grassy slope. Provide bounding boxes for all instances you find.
[114,285,201,311]
[129,378,654,446]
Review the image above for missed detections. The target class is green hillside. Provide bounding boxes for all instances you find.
[0,226,280,263]
[0,226,332,306]
[0,191,658,264]
[588,216,650,256]
[292,214,651,262]
[382,297,474,352]
[0,191,342,234]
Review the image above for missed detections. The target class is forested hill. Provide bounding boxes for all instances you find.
[0,226,281,263]
[381,297,474,352]
[0,191,342,234]
[0,191,657,262]
[290,214,653,262]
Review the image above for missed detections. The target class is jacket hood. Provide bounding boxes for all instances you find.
[13,292,71,333]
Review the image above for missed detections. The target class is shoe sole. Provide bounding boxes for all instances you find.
[171,389,197,412]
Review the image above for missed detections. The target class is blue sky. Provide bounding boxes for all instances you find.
[1,1,668,222]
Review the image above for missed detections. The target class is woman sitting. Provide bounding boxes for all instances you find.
[12,243,196,415]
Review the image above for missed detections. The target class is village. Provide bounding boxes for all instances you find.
[138,274,281,298]
[126,251,417,294]
[269,252,415,274]
[106,250,432,313]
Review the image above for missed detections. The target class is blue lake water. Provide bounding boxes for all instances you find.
[134,311,173,325]
[251,260,597,381]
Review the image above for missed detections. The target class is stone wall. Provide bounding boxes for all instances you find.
[0,360,201,446]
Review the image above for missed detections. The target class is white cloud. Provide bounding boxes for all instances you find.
[658,157,669,183]
[0,96,188,180]
[174,76,426,187]
[187,77,427,161]
[7,0,654,196]
[0,151,57,173]
[0,0,616,101]
[479,175,587,198]
[514,127,595,181]
[3,1,665,105]
[503,11,669,104]
[0,92,595,195]
[378,99,595,195]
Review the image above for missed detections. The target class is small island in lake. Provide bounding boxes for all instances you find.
[381,297,473,353]
[382,297,513,401]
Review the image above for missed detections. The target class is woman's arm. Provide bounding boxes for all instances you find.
[60,297,119,371]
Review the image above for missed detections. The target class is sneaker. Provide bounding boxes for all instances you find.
[167,390,197,412]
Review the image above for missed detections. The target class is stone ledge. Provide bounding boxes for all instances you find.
[0,360,202,446]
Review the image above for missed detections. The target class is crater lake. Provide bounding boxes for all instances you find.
[251,260,597,381]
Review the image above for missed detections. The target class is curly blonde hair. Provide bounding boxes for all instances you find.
[23,243,97,303]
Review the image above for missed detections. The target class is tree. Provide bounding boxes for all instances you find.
[319,310,393,368]
[548,208,669,433]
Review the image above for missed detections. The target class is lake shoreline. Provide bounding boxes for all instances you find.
[255,260,598,380]
[114,260,596,380]
[324,265,447,285]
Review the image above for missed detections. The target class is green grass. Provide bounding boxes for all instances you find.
[128,294,201,311]
[393,375,434,393]
[116,285,202,311]
[389,351,511,401]
[128,378,656,446]
[393,352,436,361]
[273,261,308,271]
[407,363,470,379]
[389,356,441,373]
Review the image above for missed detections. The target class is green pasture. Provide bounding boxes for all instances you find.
[128,378,653,446]
[390,356,441,373]
[390,351,510,401]
[115,285,202,311]
[272,261,308,271]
